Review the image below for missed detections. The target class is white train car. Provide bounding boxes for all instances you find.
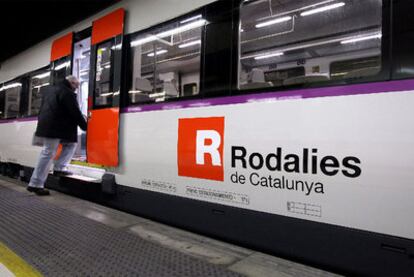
[1,0,414,275]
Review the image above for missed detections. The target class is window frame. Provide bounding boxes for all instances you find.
[233,0,392,95]
[92,38,116,109]
[89,34,123,110]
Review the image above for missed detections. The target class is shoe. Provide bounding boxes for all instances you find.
[27,186,50,196]
[27,186,36,193]
[53,170,73,177]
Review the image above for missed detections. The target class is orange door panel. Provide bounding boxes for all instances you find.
[91,8,125,45]
[50,32,73,62]
[87,108,119,166]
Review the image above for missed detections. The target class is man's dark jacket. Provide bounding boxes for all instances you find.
[35,79,87,142]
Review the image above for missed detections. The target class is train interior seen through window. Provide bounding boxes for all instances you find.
[128,14,205,104]
[239,0,382,90]
[29,69,51,116]
[0,80,23,119]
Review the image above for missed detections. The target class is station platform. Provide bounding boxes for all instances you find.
[0,176,341,277]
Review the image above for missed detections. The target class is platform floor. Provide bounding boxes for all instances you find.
[0,176,341,277]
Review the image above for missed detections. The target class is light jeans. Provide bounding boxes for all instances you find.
[28,138,77,188]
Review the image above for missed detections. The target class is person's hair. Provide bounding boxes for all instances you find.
[65,75,79,83]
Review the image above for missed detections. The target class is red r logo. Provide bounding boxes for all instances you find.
[178,117,225,181]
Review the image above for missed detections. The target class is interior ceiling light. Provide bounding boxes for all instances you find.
[0,83,22,91]
[254,52,284,60]
[33,83,50,89]
[341,33,382,44]
[55,62,70,71]
[131,19,206,47]
[180,14,202,24]
[128,90,143,94]
[300,2,345,17]
[147,49,168,57]
[111,44,122,50]
[255,16,292,28]
[32,72,51,79]
[241,28,381,60]
[178,40,201,48]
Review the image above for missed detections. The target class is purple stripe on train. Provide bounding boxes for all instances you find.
[0,116,37,124]
[122,79,414,114]
[2,80,414,124]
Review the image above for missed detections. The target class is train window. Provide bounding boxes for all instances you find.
[128,14,206,104]
[239,0,382,90]
[94,40,115,107]
[29,70,51,116]
[51,57,71,85]
[0,81,22,119]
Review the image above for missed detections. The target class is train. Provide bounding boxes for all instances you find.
[1,0,414,275]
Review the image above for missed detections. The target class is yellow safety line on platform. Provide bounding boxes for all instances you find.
[0,242,42,277]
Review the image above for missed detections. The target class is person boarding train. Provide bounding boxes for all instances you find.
[28,76,87,195]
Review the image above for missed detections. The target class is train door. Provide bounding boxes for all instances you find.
[72,37,91,162]
[87,9,125,167]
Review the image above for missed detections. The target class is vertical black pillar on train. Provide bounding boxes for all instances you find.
[18,76,30,118]
[201,0,235,98]
[391,0,414,79]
